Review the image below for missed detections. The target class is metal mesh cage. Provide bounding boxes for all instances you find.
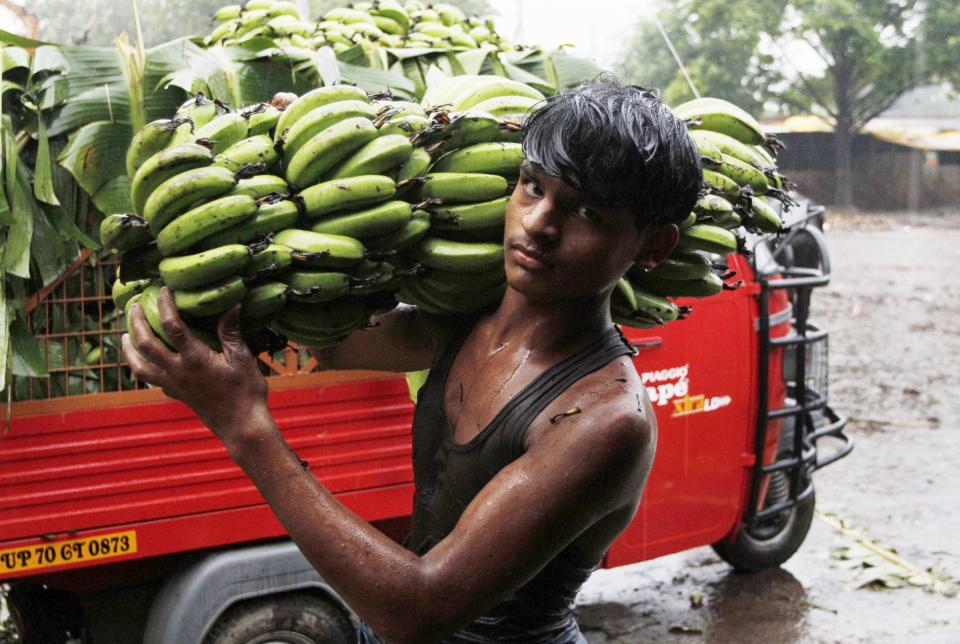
[12,252,318,402]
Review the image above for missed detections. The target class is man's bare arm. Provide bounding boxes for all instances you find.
[308,303,459,373]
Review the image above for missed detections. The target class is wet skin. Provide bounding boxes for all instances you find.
[122,163,679,644]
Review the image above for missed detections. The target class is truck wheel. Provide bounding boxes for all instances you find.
[711,466,816,572]
[203,592,355,644]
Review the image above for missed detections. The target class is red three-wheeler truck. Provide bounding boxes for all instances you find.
[0,202,850,643]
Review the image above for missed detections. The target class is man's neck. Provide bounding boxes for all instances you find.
[483,287,614,357]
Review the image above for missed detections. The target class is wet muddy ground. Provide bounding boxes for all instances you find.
[575,211,960,643]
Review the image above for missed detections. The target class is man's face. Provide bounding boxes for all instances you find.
[503,162,653,304]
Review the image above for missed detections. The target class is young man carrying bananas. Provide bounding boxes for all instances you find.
[122,79,701,643]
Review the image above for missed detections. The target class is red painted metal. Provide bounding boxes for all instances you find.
[0,252,790,588]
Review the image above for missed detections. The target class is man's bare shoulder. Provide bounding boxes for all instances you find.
[524,354,656,480]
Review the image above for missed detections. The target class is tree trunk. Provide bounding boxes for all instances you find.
[833,123,854,208]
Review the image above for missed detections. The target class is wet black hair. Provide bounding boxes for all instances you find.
[521,78,701,228]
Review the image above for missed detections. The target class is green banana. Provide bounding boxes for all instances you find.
[676,224,738,255]
[245,242,293,279]
[325,6,377,24]
[204,18,239,45]
[690,129,772,170]
[213,134,279,173]
[309,200,412,240]
[413,238,504,273]
[378,114,431,138]
[635,271,724,299]
[370,0,410,32]
[111,276,151,310]
[372,14,405,34]
[130,143,214,216]
[694,194,735,216]
[431,142,524,176]
[282,270,352,302]
[414,111,501,154]
[174,275,248,317]
[395,148,432,182]
[143,166,238,235]
[285,117,380,188]
[350,261,397,295]
[745,196,782,233]
[616,284,682,323]
[299,175,397,219]
[155,194,258,256]
[191,111,250,154]
[242,281,288,319]
[329,134,414,179]
[711,212,743,230]
[100,213,153,253]
[647,251,712,281]
[273,229,366,269]
[278,298,369,335]
[126,119,189,178]
[215,4,242,21]
[429,195,508,231]
[244,103,282,136]
[708,153,769,193]
[194,198,299,250]
[274,85,371,143]
[375,100,426,118]
[279,99,379,162]
[230,174,288,198]
[701,168,741,199]
[451,76,545,111]
[159,243,252,290]
[267,1,302,19]
[174,94,220,131]
[469,95,541,119]
[365,210,431,252]
[674,97,765,146]
[678,211,697,229]
[415,173,507,204]
[613,277,638,312]
[422,263,505,290]
[687,129,724,163]
[138,284,175,348]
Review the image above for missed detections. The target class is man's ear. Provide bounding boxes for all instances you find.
[634,224,679,271]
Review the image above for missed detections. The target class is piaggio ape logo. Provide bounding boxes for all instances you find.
[640,363,732,418]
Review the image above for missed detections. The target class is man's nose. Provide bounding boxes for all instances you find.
[521,197,561,242]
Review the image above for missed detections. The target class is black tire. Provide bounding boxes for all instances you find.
[712,467,816,572]
[203,591,356,644]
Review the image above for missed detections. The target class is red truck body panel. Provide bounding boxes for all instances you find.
[0,254,790,590]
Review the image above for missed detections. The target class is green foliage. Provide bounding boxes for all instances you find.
[619,0,960,122]
[617,0,785,114]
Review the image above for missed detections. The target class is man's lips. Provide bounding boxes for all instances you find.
[510,242,553,269]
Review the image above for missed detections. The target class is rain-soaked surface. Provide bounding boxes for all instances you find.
[574,211,960,643]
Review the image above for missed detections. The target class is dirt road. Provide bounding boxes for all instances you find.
[575,211,960,643]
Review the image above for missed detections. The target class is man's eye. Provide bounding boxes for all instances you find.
[521,178,542,198]
[577,205,599,220]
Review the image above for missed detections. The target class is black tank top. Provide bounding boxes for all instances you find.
[357,318,636,644]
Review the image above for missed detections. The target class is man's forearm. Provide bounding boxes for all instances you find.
[225,408,429,642]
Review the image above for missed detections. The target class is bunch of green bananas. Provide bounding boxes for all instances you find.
[608,96,793,328]
[107,76,796,351]
[106,88,407,351]
[384,74,544,315]
[204,0,512,53]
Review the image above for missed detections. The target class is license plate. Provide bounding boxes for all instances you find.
[0,530,137,576]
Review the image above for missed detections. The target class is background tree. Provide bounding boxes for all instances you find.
[619,0,960,207]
